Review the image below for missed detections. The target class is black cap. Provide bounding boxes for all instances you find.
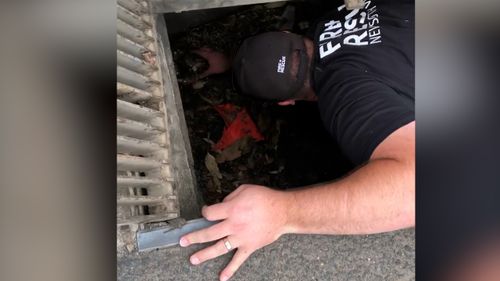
[232,32,308,101]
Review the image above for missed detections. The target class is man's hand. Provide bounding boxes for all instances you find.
[179,184,290,281]
[192,47,230,79]
[180,122,414,280]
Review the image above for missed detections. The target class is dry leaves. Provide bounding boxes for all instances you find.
[205,153,222,193]
[215,136,253,163]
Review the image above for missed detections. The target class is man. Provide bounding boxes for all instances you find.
[181,1,415,280]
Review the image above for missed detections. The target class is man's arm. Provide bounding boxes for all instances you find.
[285,120,415,235]
[180,121,415,281]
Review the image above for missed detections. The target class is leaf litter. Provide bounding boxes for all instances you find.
[170,3,354,204]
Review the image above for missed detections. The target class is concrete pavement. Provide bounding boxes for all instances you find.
[118,228,414,281]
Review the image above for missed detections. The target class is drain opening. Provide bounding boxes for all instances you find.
[165,2,354,205]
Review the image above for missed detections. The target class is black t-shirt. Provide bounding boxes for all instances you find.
[311,0,414,165]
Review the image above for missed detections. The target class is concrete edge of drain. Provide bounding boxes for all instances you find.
[154,14,205,220]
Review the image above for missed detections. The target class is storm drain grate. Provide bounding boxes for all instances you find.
[116,0,179,231]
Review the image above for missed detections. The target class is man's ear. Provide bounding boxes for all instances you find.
[278,100,296,106]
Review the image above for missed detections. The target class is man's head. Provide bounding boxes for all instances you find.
[232,32,315,105]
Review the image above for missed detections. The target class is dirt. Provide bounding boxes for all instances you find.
[169,4,353,205]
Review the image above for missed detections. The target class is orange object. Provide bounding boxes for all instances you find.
[213,104,264,151]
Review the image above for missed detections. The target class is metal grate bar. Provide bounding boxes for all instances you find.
[117,82,154,103]
[117,35,155,59]
[118,213,179,226]
[117,135,163,155]
[118,6,152,31]
[117,117,164,139]
[118,0,147,15]
[118,51,158,76]
[117,19,154,45]
[117,176,163,188]
[117,99,163,122]
[118,195,167,205]
[117,154,162,171]
[118,66,160,91]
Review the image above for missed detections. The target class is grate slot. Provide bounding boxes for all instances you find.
[117,154,162,171]
[118,51,158,76]
[117,135,163,155]
[117,117,164,139]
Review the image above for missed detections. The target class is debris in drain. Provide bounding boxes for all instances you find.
[216,136,253,164]
[205,153,223,193]
[142,51,156,65]
[192,80,207,90]
[169,3,354,204]
[213,104,264,152]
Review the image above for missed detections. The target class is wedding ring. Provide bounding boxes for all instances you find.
[223,238,233,251]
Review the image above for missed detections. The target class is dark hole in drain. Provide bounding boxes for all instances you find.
[166,2,354,205]
[140,188,150,215]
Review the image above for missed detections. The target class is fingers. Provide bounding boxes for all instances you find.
[180,202,232,246]
[180,220,230,247]
[219,249,252,281]
[189,238,237,265]
[202,203,230,221]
